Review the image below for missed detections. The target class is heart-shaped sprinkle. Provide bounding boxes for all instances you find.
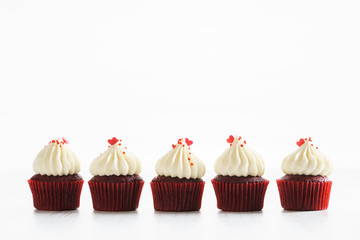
[185,138,193,146]
[172,144,176,149]
[108,137,119,145]
[296,138,305,147]
[227,135,234,144]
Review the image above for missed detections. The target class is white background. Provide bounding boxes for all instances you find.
[0,0,359,239]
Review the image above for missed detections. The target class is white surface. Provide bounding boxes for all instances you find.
[1,0,360,239]
[2,170,359,240]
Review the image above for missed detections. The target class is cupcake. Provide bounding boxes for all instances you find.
[88,137,144,211]
[28,138,84,210]
[277,137,333,211]
[150,138,206,211]
[212,135,269,211]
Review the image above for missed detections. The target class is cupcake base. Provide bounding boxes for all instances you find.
[276,175,332,211]
[28,174,84,211]
[150,176,205,211]
[212,176,269,212]
[88,175,144,211]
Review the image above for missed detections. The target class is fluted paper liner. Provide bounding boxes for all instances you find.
[88,181,144,211]
[276,179,332,211]
[28,179,84,210]
[212,179,269,211]
[150,181,205,211]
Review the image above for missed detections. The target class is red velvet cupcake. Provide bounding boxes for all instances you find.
[88,137,144,211]
[150,138,206,211]
[277,137,333,211]
[212,135,269,211]
[28,138,84,210]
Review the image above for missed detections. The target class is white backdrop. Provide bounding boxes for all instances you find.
[0,1,359,239]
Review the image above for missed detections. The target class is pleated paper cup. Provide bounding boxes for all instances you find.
[150,181,205,211]
[212,179,269,211]
[276,179,332,211]
[28,179,84,210]
[88,180,144,211]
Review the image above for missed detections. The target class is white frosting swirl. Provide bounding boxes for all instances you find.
[214,136,265,177]
[155,138,206,179]
[281,138,333,176]
[33,138,81,176]
[90,138,142,176]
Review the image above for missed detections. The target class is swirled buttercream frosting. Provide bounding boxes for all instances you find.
[214,135,265,177]
[281,137,333,176]
[33,138,80,176]
[90,137,142,176]
[155,138,206,179]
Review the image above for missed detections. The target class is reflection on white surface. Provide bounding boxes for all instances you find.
[0,171,358,240]
[91,210,140,224]
[153,211,202,225]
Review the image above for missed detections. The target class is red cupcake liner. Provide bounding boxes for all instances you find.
[276,179,332,211]
[150,181,205,211]
[211,179,269,211]
[88,181,144,211]
[28,179,84,210]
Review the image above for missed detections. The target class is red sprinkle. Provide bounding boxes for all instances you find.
[241,144,244,147]
[62,137,69,144]
[172,144,176,149]
[123,152,125,154]
[108,137,119,145]
[190,163,194,166]
[296,138,305,147]
[227,135,234,144]
[244,141,247,144]
[316,147,318,149]
[185,138,193,146]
